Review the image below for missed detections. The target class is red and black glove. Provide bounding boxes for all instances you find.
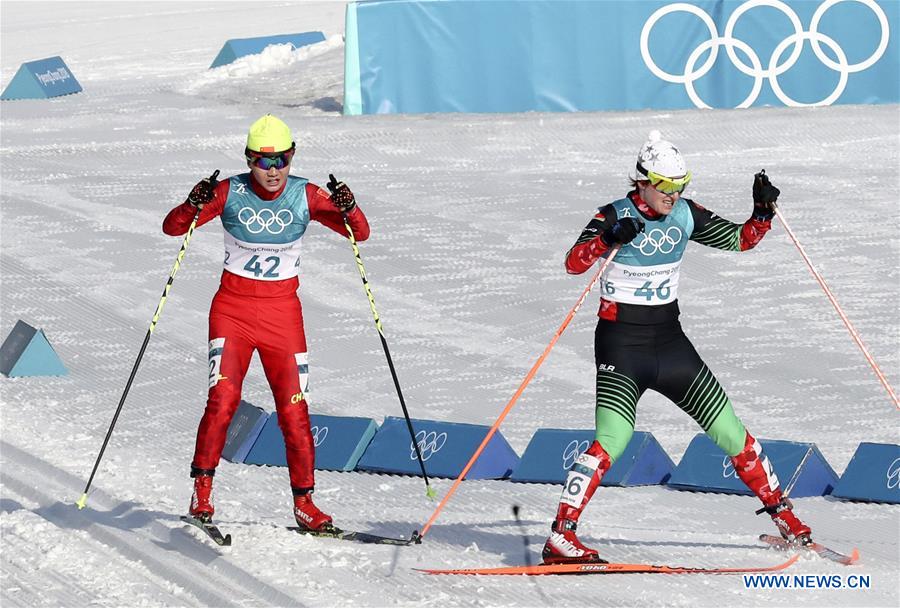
[186,169,220,208]
[326,173,357,213]
[752,170,779,221]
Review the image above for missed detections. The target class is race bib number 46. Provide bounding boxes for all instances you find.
[601,260,681,305]
[560,452,602,508]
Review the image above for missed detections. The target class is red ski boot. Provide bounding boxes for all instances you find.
[731,431,812,545]
[542,520,606,564]
[189,473,214,523]
[293,492,333,532]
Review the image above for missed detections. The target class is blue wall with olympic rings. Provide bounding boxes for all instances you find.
[343,0,899,114]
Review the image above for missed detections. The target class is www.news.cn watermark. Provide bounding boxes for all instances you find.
[743,573,871,589]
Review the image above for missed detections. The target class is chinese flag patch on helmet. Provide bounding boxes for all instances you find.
[246,114,293,154]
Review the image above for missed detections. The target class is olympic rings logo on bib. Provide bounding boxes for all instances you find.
[635,226,683,256]
[238,207,294,234]
[640,0,890,108]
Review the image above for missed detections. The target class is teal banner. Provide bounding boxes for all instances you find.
[210,32,326,68]
[2,56,82,100]
[344,0,898,114]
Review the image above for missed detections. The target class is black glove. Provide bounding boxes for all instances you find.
[601,217,645,246]
[326,173,357,213]
[752,170,780,221]
[187,169,220,208]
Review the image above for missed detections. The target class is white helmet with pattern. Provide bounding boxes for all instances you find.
[634,130,688,181]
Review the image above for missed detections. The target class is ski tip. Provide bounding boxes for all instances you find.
[848,548,860,564]
[411,530,423,545]
[75,493,88,510]
[412,567,459,575]
[223,534,233,547]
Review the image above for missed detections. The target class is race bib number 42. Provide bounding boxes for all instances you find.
[223,232,302,281]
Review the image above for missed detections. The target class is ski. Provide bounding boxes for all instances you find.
[416,554,799,576]
[180,515,232,547]
[287,525,420,546]
[758,534,859,565]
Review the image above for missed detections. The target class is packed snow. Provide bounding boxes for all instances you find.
[1,2,898,607]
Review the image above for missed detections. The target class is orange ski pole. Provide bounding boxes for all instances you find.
[774,205,898,409]
[417,246,620,539]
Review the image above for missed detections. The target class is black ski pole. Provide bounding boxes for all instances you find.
[76,169,219,509]
[512,505,533,567]
[327,174,435,499]
[512,504,552,604]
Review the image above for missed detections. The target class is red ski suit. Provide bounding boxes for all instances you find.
[163,175,369,490]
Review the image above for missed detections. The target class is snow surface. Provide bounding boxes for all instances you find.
[1,2,898,607]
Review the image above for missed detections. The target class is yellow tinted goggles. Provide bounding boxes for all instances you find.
[647,170,692,195]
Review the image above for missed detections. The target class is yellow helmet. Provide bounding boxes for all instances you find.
[245,114,294,154]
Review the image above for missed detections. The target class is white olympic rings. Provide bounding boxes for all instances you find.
[562,439,591,471]
[310,425,329,448]
[887,457,900,490]
[412,430,447,461]
[722,455,739,479]
[640,0,890,108]
[238,206,294,234]
[636,226,683,256]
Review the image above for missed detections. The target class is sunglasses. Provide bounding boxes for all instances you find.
[647,169,692,195]
[246,148,295,170]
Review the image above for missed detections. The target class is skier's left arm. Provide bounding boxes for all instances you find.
[688,171,780,252]
[307,180,370,241]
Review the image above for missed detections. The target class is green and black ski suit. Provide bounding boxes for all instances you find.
[565,190,772,461]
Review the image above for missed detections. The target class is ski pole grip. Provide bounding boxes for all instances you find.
[193,169,220,212]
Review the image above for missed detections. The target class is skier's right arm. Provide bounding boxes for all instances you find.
[162,178,229,236]
[565,205,642,274]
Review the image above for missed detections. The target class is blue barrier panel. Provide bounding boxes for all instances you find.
[510,429,674,486]
[221,401,269,463]
[244,412,378,471]
[210,32,326,68]
[344,0,899,114]
[0,320,67,377]
[356,417,519,479]
[831,443,900,504]
[667,434,838,497]
[1,56,82,100]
